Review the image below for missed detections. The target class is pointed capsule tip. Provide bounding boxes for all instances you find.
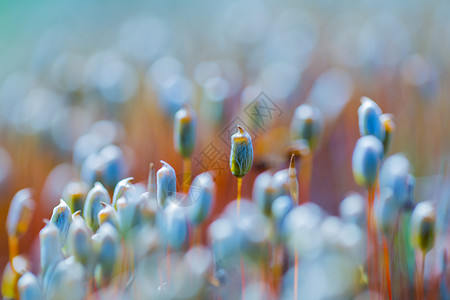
[237,125,244,134]
[290,154,295,168]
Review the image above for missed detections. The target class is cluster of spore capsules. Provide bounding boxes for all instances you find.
[2,97,448,300]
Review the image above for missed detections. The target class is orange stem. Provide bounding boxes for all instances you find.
[383,237,392,300]
[237,177,242,218]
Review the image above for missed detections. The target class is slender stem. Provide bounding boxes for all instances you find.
[183,158,191,194]
[294,248,299,300]
[383,236,392,300]
[421,251,426,300]
[237,177,242,218]
[8,235,18,269]
[130,249,138,299]
[367,187,375,297]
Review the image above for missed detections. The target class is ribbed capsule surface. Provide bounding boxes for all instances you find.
[50,199,73,246]
[174,105,197,158]
[352,135,384,188]
[229,125,253,178]
[157,160,176,208]
[83,182,111,232]
[358,97,385,141]
[6,188,35,237]
[410,201,436,253]
[289,104,323,152]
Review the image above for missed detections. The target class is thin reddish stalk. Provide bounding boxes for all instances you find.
[383,236,392,300]
[294,249,299,300]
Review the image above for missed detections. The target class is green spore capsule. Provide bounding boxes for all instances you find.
[83,182,111,232]
[229,125,253,178]
[410,201,436,253]
[61,181,88,216]
[174,105,197,158]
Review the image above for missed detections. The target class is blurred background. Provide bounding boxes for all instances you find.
[0,0,449,276]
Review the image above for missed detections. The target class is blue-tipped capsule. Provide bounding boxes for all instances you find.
[174,104,197,158]
[83,182,111,232]
[98,144,128,190]
[271,195,294,238]
[39,223,63,274]
[6,188,35,237]
[62,181,88,216]
[375,189,401,235]
[45,257,86,300]
[112,177,134,208]
[92,223,120,287]
[50,199,72,246]
[253,171,277,215]
[358,97,385,141]
[410,201,436,253]
[379,154,412,207]
[67,216,92,267]
[188,172,216,225]
[157,161,176,208]
[162,206,188,250]
[339,192,366,226]
[289,104,323,152]
[18,272,42,300]
[230,125,253,178]
[352,135,384,188]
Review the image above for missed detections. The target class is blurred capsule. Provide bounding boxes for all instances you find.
[410,201,436,253]
[62,181,88,216]
[238,212,270,262]
[147,163,157,200]
[116,196,142,235]
[112,177,134,208]
[290,104,323,152]
[188,172,216,225]
[67,216,93,267]
[339,192,366,226]
[208,218,239,260]
[157,160,176,208]
[40,223,63,274]
[98,145,128,191]
[272,195,294,237]
[358,97,385,141]
[98,202,120,230]
[352,135,384,188]
[50,199,72,246]
[174,105,197,158]
[375,189,401,236]
[2,261,20,299]
[230,125,253,178]
[6,188,35,237]
[92,223,120,287]
[83,182,111,232]
[252,171,277,215]
[46,257,86,300]
[380,113,395,155]
[18,272,42,300]
[379,154,412,207]
[163,205,188,250]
